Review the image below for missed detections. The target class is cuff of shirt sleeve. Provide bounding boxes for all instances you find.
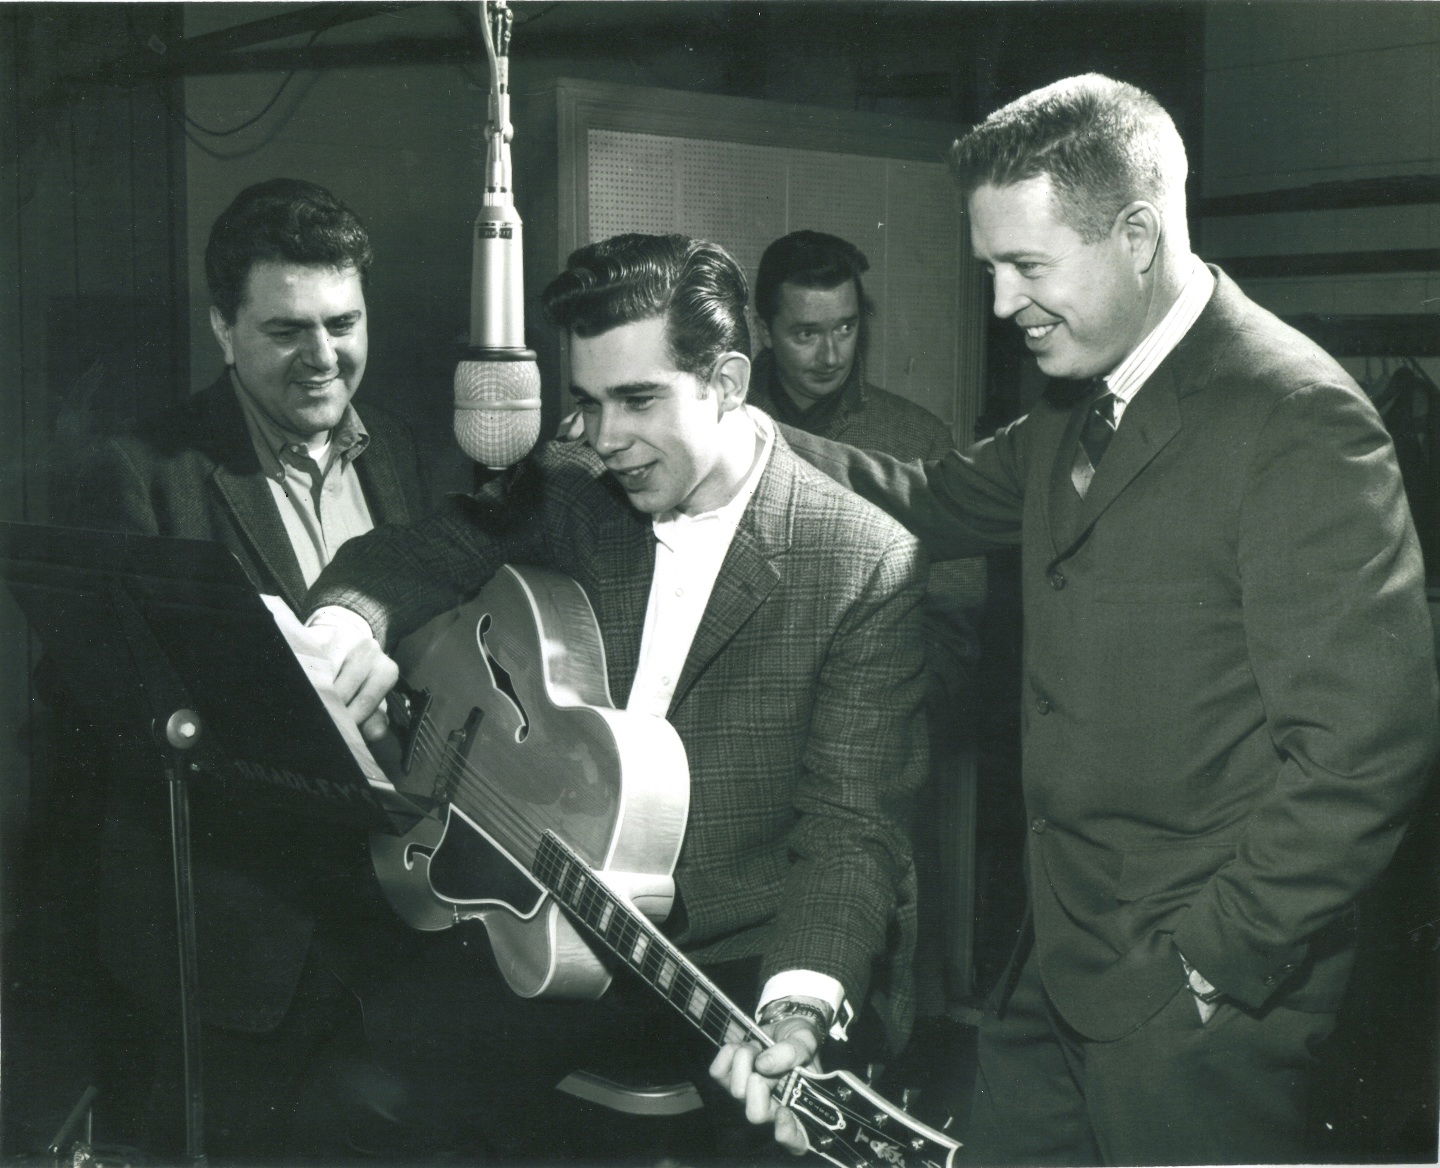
[306,604,378,654]
[758,971,852,1041]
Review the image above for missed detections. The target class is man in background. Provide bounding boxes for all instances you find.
[751,229,983,1018]
[29,177,433,1160]
[785,74,1439,1165]
[751,229,952,462]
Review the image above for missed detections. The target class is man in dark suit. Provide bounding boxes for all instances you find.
[303,233,928,1159]
[784,74,1439,1165]
[53,178,432,1159]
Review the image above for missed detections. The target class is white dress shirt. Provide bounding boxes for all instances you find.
[1106,255,1215,426]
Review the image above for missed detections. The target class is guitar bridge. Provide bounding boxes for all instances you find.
[433,705,485,804]
[386,678,433,778]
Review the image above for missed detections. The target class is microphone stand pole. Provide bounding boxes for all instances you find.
[158,706,207,1166]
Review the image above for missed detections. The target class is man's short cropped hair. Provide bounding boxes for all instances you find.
[540,233,751,378]
[949,73,1189,243]
[205,178,374,323]
[754,229,875,358]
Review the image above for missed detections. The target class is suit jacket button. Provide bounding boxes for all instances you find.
[1048,569,1066,590]
[1035,697,1052,714]
[1030,817,1048,833]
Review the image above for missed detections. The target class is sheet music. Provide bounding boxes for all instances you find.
[259,593,394,790]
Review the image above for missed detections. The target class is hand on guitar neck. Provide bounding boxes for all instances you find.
[711,996,829,1155]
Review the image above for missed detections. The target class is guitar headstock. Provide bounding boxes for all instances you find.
[781,1065,959,1168]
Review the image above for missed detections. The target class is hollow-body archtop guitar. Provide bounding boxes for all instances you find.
[369,564,958,1168]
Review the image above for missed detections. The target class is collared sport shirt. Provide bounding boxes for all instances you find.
[234,374,375,589]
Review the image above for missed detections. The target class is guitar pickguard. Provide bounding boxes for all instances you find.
[427,805,545,916]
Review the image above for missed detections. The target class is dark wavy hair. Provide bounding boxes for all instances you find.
[540,233,751,379]
[754,230,873,321]
[949,73,1188,244]
[205,178,373,323]
[754,229,875,358]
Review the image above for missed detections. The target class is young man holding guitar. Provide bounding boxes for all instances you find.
[302,234,942,1162]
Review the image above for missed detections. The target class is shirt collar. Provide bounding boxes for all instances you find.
[231,369,369,473]
[652,406,774,551]
[1104,255,1214,411]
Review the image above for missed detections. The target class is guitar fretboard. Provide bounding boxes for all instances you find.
[533,831,766,1051]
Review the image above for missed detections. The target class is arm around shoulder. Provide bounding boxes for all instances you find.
[782,418,1029,560]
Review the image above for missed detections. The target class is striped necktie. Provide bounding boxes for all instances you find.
[1071,389,1117,498]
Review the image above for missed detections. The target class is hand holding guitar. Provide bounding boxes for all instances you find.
[711,996,829,1155]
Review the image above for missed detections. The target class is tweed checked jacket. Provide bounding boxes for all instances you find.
[751,353,984,708]
[788,267,1439,1042]
[309,424,929,1046]
[65,374,431,1032]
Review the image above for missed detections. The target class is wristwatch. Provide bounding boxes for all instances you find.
[1180,955,1223,1003]
[757,997,832,1034]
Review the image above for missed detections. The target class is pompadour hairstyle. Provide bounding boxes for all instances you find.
[205,177,373,323]
[540,233,751,378]
[949,73,1189,243]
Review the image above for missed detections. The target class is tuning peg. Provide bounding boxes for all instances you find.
[864,1061,880,1084]
[901,1087,918,1111]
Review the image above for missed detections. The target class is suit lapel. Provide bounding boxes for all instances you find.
[1075,364,1182,531]
[1041,395,1091,553]
[589,492,654,708]
[669,443,790,713]
[204,377,309,611]
[354,424,409,526]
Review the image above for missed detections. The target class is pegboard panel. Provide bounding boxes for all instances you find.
[785,150,891,373]
[581,119,977,437]
[881,159,968,432]
[675,138,788,286]
[588,129,682,239]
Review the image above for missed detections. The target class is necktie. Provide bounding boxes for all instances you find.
[1071,390,1116,498]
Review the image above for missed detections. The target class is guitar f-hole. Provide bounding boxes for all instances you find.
[476,612,530,742]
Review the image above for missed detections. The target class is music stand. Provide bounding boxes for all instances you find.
[0,522,428,1165]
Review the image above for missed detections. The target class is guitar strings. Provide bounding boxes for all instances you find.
[400,719,546,858]
[534,834,769,1050]
[391,717,936,1156]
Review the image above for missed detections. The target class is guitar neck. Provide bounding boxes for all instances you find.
[533,834,959,1168]
[533,831,768,1051]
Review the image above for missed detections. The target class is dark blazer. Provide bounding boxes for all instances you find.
[69,374,432,1032]
[308,426,929,1048]
[786,268,1440,1041]
[72,374,430,613]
